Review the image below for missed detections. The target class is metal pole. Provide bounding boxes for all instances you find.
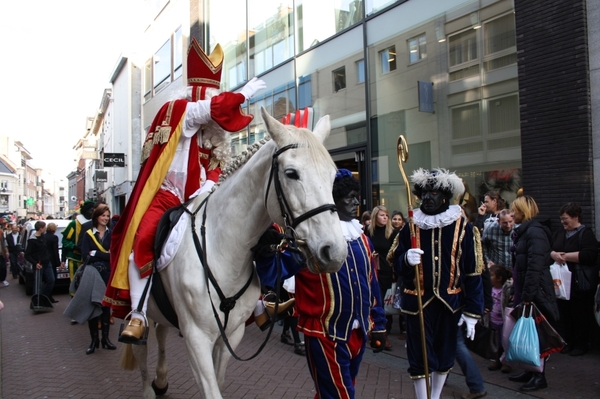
[396,135,430,399]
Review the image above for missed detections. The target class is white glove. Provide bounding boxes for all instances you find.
[405,248,424,266]
[238,77,267,100]
[458,314,478,341]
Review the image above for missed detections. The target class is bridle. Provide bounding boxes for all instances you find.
[265,143,338,241]
[184,142,337,361]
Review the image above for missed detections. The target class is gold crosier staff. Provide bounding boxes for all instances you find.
[397,135,430,399]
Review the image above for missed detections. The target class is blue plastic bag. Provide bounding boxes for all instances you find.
[506,305,540,367]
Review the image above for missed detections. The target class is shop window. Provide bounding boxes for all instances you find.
[333,66,347,92]
[408,34,426,64]
[356,59,365,83]
[380,46,396,74]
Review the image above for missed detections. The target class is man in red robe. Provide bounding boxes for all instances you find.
[103,37,266,344]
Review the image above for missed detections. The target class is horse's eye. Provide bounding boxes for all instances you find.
[285,169,300,180]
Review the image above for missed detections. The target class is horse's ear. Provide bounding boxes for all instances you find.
[312,115,330,143]
[260,106,287,143]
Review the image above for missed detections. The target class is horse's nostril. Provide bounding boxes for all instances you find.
[320,245,331,263]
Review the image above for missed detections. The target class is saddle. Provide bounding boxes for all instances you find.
[151,203,189,330]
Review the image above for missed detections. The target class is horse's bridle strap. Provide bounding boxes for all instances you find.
[265,143,337,232]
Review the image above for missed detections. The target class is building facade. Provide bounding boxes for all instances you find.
[102,0,599,235]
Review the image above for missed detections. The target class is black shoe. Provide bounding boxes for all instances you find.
[49,297,59,303]
[569,348,586,356]
[294,343,306,356]
[509,371,533,382]
[560,345,572,354]
[280,331,294,346]
[520,373,547,392]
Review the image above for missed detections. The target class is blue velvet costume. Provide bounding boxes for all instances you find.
[392,205,484,377]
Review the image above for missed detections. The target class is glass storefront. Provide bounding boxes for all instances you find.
[207,0,522,218]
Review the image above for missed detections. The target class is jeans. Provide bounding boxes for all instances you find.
[35,262,55,298]
[455,326,485,393]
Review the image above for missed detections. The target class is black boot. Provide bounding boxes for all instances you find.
[87,318,100,355]
[101,308,116,350]
[508,370,533,382]
[520,372,547,392]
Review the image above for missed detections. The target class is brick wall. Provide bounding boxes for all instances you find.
[515,0,594,232]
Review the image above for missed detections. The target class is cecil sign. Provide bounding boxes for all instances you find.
[103,153,125,167]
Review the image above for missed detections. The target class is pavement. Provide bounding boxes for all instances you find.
[1,280,599,398]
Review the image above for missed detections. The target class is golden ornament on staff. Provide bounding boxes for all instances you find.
[393,135,431,399]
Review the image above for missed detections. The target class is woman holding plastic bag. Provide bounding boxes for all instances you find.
[551,202,598,356]
[507,195,559,392]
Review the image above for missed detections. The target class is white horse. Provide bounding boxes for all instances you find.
[123,107,348,399]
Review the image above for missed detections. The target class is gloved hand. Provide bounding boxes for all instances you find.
[370,332,386,353]
[405,248,424,266]
[251,227,284,257]
[458,314,478,341]
[238,77,267,100]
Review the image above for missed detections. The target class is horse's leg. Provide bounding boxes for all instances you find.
[182,325,222,399]
[152,324,169,395]
[132,343,156,399]
[213,324,245,390]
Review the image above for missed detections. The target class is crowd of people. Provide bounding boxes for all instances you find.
[0,35,598,399]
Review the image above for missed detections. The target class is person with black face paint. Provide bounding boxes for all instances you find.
[390,168,484,399]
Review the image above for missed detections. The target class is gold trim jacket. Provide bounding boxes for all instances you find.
[391,208,484,317]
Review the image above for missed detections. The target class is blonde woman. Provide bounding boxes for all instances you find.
[366,205,399,349]
[508,195,558,392]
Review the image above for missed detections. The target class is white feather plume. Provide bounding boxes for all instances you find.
[410,167,465,199]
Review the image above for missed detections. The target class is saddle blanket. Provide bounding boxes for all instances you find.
[156,191,209,271]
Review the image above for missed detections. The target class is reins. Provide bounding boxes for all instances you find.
[184,142,337,361]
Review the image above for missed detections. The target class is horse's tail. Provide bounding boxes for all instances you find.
[120,344,137,370]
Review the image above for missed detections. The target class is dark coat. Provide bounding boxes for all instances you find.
[44,232,60,268]
[551,226,598,292]
[512,219,559,322]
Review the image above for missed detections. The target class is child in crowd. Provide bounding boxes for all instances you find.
[488,263,512,372]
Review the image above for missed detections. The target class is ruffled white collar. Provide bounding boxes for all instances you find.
[413,205,462,230]
[340,219,364,241]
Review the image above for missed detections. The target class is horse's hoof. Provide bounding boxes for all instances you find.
[152,380,169,396]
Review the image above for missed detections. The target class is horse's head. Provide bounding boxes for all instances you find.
[261,107,346,274]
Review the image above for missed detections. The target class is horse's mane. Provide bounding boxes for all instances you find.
[215,124,335,187]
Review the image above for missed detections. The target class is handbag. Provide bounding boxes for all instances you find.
[383,283,401,315]
[506,305,540,366]
[465,313,498,360]
[550,262,571,300]
[528,303,566,357]
[572,263,598,292]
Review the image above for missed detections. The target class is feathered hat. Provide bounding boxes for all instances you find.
[410,168,465,201]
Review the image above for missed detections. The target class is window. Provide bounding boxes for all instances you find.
[153,39,171,90]
[408,34,426,63]
[449,29,478,67]
[356,59,365,83]
[144,59,152,100]
[298,76,312,109]
[333,66,346,92]
[380,46,396,73]
[452,103,481,140]
[173,27,183,79]
[484,14,516,56]
[488,95,519,135]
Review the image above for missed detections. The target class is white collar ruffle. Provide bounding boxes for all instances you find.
[412,205,462,230]
[340,219,364,241]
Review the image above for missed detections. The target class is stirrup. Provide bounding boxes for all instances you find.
[118,310,150,345]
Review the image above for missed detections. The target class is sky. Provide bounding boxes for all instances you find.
[0,0,144,179]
